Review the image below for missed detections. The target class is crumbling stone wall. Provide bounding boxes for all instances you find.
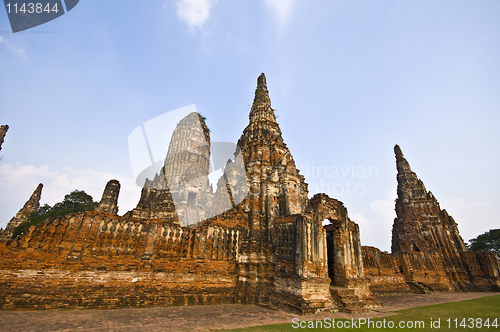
[0,209,242,309]
[460,251,500,291]
[269,215,337,314]
[362,246,410,294]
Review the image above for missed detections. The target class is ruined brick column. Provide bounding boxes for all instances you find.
[95,180,120,214]
[392,144,469,289]
[0,125,8,151]
[0,183,43,241]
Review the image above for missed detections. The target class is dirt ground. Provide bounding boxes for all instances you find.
[0,292,498,331]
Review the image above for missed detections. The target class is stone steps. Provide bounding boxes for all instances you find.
[406,281,434,294]
[329,286,378,314]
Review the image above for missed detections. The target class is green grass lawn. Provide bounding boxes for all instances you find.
[220,295,500,332]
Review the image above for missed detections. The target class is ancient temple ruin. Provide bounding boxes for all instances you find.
[0,74,498,313]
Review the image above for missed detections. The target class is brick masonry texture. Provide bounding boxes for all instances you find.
[0,74,499,314]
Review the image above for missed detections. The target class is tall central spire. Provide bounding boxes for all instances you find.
[252,73,271,109]
[237,72,308,216]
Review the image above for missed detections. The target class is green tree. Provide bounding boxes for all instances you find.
[12,190,98,238]
[468,229,500,257]
[52,190,96,212]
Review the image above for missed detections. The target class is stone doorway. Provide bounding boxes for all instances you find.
[324,221,339,286]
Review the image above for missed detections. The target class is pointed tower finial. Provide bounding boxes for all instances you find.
[0,183,43,241]
[257,72,267,88]
[394,144,403,157]
[21,183,43,212]
[248,72,278,127]
[394,144,412,174]
[252,73,271,110]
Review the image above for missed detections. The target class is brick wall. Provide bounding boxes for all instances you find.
[0,211,242,309]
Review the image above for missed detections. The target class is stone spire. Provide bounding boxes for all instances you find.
[20,183,43,215]
[242,73,282,146]
[95,180,120,214]
[236,73,309,258]
[0,183,43,241]
[0,125,8,151]
[391,145,467,280]
[394,144,427,202]
[240,74,281,157]
[395,144,411,173]
[249,73,277,124]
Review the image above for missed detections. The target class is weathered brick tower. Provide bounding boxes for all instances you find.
[392,144,467,256]
[234,73,312,306]
[95,180,120,215]
[391,144,495,291]
[362,145,500,294]
[0,183,43,241]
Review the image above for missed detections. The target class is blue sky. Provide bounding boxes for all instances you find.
[1,0,499,251]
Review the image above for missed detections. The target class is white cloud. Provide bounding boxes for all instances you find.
[351,212,370,228]
[353,188,396,251]
[442,197,500,244]
[176,0,217,32]
[370,188,397,224]
[264,0,295,25]
[0,163,140,228]
[0,36,27,62]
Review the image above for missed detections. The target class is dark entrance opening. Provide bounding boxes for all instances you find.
[324,221,337,285]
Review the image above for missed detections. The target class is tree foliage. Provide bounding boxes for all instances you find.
[468,229,500,257]
[12,190,97,238]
